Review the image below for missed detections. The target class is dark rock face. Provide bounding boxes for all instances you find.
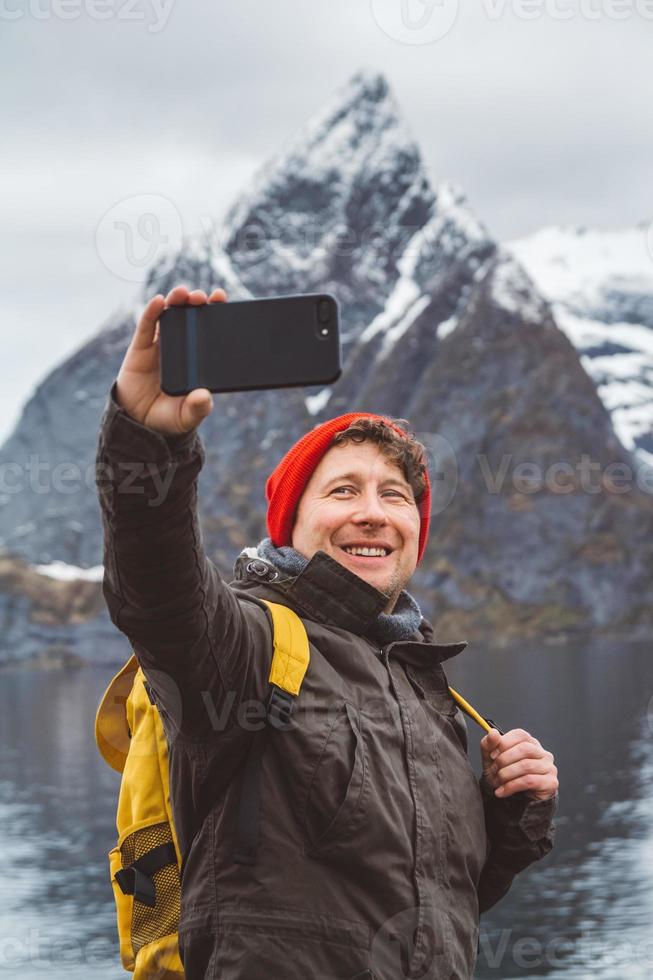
[1,70,652,664]
[0,312,134,569]
[405,252,653,638]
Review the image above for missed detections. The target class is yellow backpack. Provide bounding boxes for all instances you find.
[95,598,311,979]
[95,595,500,978]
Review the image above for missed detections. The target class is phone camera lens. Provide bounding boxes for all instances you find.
[318,299,331,324]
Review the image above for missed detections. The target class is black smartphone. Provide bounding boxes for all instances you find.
[158,292,341,395]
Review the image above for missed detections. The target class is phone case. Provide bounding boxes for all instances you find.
[159,293,341,395]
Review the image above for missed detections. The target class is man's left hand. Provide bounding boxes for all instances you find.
[480,728,558,802]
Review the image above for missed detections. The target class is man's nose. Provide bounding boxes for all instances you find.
[351,489,388,524]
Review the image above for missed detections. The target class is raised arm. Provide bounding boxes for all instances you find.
[95,286,271,740]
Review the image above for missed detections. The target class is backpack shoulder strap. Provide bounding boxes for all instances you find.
[260,598,310,696]
[233,598,310,866]
[95,654,139,773]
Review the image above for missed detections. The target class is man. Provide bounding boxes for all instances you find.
[96,284,558,980]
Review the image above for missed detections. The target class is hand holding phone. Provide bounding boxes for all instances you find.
[115,285,225,436]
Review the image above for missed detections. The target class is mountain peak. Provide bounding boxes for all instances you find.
[299,69,398,149]
[343,68,389,103]
[222,69,414,234]
[220,69,434,305]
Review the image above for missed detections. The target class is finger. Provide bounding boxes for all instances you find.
[165,284,190,306]
[187,289,208,305]
[131,294,165,351]
[480,728,502,757]
[493,742,549,770]
[180,387,213,430]
[209,287,228,302]
[495,757,553,784]
[495,773,558,798]
[489,729,539,760]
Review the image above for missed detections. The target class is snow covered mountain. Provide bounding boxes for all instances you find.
[1,69,652,665]
[507,224,653,468]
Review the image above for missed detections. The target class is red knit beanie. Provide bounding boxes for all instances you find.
[265,412,431,565]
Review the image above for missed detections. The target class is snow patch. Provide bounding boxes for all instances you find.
[360,276,421,345]
[437,316,458,339]
[379,294,430,355]
[490,251,550,324]
[305,388,333,416]
[32,561,104,582]
[507,223,653,303]
[434,178,490,248]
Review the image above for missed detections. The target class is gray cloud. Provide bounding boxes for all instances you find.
[1,0,650,444]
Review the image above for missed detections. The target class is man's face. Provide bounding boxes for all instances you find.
[290,440,421,613]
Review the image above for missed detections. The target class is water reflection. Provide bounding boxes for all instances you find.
[0,637,650,979]
[445,635,653,978]
[0,665,121,979]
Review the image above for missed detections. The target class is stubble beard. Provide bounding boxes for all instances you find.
[376,564,411,614]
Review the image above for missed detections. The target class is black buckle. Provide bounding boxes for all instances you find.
[114,865,156,907]
[266,686,294,728]
[484,718,505,736]
[246,559,270,578]
[113,841,177,908]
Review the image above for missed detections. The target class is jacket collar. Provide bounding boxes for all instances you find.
[234,548,389,634]
[232,549,468,664]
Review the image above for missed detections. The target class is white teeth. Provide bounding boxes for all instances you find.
[343,546,388,557]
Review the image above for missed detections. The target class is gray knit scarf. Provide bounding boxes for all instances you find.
[249,537,423,646]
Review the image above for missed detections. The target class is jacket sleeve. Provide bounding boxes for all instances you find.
[476,772,558,914]
[95,380,272,740]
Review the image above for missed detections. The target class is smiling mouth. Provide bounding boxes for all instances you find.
[338,546,393,561]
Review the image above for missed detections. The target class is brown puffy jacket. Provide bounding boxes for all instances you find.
[96,381,557,980]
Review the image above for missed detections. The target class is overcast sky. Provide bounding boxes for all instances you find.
[1,0,651,446]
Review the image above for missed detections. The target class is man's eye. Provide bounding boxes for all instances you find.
[330,486,406,498]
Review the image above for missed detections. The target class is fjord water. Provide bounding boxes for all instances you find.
[0,636,651,979]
